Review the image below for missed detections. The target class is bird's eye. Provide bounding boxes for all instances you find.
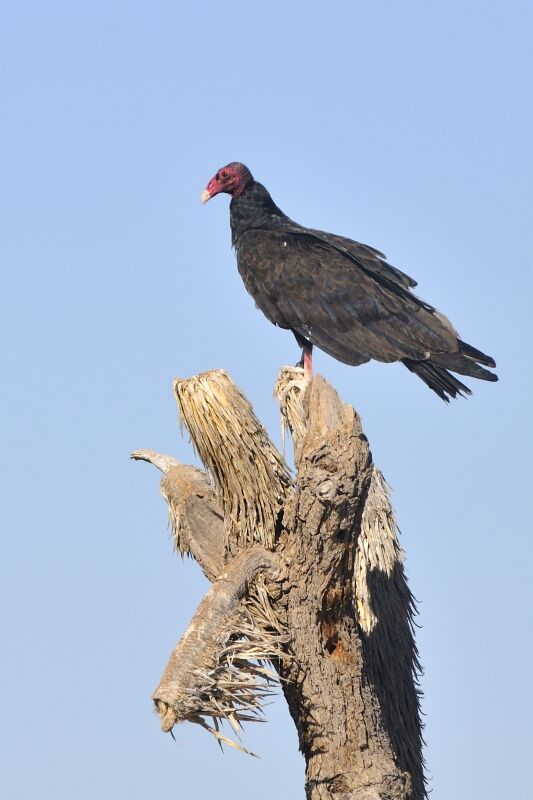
[221,170,229,179]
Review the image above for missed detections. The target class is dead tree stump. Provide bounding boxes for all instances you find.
[132,368,424,800]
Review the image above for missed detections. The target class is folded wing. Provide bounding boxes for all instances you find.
[236,228,460,365]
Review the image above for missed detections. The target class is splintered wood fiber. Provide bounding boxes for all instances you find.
[173,369,292,550]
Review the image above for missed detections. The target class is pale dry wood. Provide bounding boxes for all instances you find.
[273,365,309,450]
[152,547,284,753]
[134,370,424,800]
[131,449,224,581]
[275,376,423,800]
[173,370,292,552]
[131,449,180,473]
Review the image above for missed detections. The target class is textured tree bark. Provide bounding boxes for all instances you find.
[131,449,224,581]
[153,548,280,737]
[133,372,424,800]
[274,377,422,800]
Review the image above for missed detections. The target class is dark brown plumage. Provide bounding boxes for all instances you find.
[202,162,497,401]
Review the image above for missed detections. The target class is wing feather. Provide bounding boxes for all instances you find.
[235,228,462,366]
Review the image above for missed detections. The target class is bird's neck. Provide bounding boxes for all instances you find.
[230,182,287,245]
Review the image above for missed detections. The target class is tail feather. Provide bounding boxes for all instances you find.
[457,339,496,369]
[403,339,498,401]
[402,359,472,402]
[429,352,498,382]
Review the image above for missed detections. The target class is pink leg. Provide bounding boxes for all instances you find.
[303,346,313,379]
[293,333,313,377]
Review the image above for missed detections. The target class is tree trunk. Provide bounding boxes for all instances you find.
[132,369,424,799]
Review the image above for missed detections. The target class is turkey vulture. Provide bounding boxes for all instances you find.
[201,162,497,401]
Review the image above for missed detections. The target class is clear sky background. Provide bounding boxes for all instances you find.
[1,2,532,798]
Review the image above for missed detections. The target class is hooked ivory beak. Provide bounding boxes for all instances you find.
[201,189,211,204]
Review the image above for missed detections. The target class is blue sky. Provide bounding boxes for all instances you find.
[1,2,532,798]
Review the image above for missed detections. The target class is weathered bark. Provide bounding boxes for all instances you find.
[153,548,281,745]
[131,449,224,581]
[275,377,422,800]
[133,371,424,800]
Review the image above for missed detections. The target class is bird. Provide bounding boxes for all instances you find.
[201,162,497,401]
